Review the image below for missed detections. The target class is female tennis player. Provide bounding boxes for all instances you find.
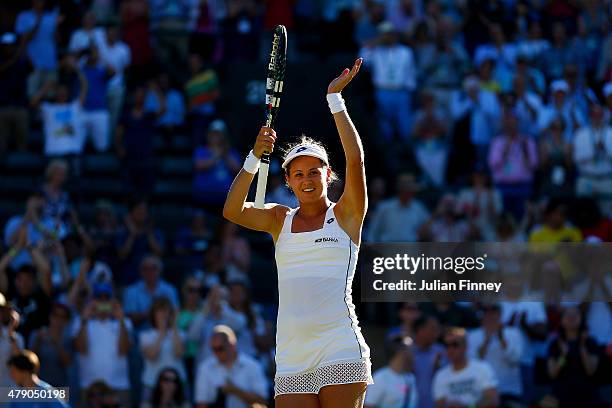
[223,58,371,408]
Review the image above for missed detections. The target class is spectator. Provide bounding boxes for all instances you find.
[432,327,500,408]
[474,23,517,92]
[538,80,586,141]
[364,338,418,408]
[188,285,247,362]
[367,174,430,242]
[467,304,523,405]
[28,303,72,387]
[529,199,582,243]
[194,325,268,408]
[475,55,501,95]
[41,160,71,226]
[30,61,88,158]
[500,276,548,406]
[387,302,422,342]
[174,210,212,268]
[144,73,186,140]
[99,24,131,134]
[73,283,132,407]
[0,293,23,386]
[605,82,612,125]
[218,222,250,283]
[411,90,449,187]
[419,303,480,331]
[200,242,228,290]
[80,44,114,153]
[68,11,105,56]
[493,212,526,242]
[123,255,179,329]
[220,0,262,61]
[360,22,417,142]
[516,20,550,64]
[514,54,546,96]
[1,257,52,344]
[193,120,241,208]
[149,0,191,79]
[87,200,120,267]
[564,64,596,121]
[116,83,165,195]
[14,0,60,99]
[227,281,269,359]
[450,75,501,168]
[139,297,186,401]
[7,350,67,407]
[537,118,574,198]
[410,315,445,408]
[547,306,601,408]
[177,276,204,387]
[143,367,191,408]
[120,0,155,81]
[456,168,503,241]
[116,198,165,285]
[185,54,220,145]
[387,0,424,38]
[354,1,388,47]
[0,32,29,156]
[421,194,479,242]
[83,380,113,408]
[573,104,612,215]
[512,72,543,137]
[418,18,470,110]
[540,22,583,81]
[488,111,538,220]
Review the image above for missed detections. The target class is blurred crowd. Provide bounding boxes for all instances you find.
[0,0,611,407]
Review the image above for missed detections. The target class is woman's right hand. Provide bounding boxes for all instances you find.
[253,127,276,159]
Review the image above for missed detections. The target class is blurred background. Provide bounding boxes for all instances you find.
[0,0,611,407]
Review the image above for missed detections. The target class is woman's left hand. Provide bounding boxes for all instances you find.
[328,58,362,94]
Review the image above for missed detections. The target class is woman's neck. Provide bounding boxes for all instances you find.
[297,199,331,218]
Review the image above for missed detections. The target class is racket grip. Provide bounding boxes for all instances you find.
[254,153,270,209]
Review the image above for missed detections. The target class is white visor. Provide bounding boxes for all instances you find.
[282,144,329,170]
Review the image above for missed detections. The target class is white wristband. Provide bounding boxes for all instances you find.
[243,150,260,174]
[327,93,346,114]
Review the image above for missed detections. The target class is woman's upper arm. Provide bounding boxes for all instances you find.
[336,161,367,243]
[224,203,288,239]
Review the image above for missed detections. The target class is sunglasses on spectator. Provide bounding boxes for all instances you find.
[212,345,227,353]
[161,375,179,383]
[445,341,463,348]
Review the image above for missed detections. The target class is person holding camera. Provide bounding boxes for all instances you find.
[140,296,186,402]
[73,282,132,407]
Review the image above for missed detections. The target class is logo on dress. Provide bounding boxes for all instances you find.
[315,237,339,243]
[326,218,335,224]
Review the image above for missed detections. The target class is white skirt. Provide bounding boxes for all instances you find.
[274,359,373,397]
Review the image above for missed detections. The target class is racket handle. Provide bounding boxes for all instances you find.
[254,153,270,209]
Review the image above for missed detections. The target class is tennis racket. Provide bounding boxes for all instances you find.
[254,25,287,209]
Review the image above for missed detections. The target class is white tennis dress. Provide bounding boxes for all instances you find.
[274,203,372,396]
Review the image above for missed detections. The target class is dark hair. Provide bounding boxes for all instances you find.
[544,198,567,216]
[385,336,411,361]
[559,306,588,341]
[151,367,185,407]
[16,264,37,278]
[282,135,339,185]
[148,297,174,329]
[413,315,435,334]
[7,350,39,374]
[228,281,257,330]
[127,195,148,212]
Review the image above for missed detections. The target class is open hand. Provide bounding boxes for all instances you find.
[328,58,362,94]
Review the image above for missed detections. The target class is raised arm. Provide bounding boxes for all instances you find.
[330,58,367,245]
[222,127,288,241]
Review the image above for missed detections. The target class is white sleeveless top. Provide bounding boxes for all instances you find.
[274,204,370,376]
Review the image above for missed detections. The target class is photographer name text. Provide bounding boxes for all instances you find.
[373,279,503,293]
